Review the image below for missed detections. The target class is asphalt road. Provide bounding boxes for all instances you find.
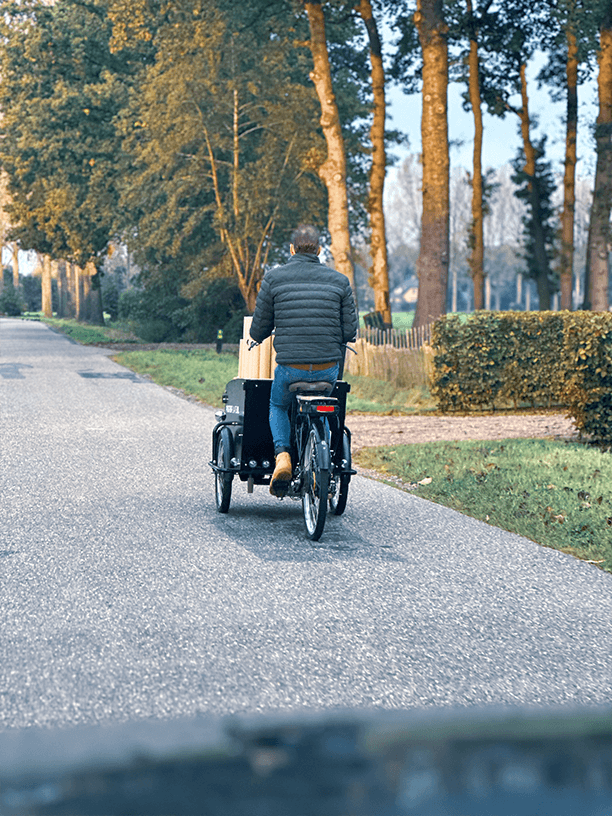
[1,317,612,731]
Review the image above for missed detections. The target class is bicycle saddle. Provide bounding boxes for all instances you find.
[288,381,334,395]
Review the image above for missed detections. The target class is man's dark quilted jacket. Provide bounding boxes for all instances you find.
[249,252,358,365]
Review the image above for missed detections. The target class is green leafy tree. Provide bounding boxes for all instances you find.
[112,0,328,312]
[512,137,558,303]
[109,0,376,314]
[0,280,23,315]
[0,0,137,323]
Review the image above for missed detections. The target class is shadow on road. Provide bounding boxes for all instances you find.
[0,362,34,379]
[207,501,406,564]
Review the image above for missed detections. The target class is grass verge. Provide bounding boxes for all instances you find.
[42,317,143,345]
[356,437,612,572]
[344,373,435,414]
[114,349,240,408]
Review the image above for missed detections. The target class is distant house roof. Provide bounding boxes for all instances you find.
[392,275,419,304]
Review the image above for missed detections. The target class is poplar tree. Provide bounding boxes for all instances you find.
[356,0,391,326]
[462,0,492,310]
[538,0,601,310]
[477,0,556,309]
[413,0,450,328]
[585,1,612,311]
[390,0,450,327]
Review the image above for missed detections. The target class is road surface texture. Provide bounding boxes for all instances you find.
[1,318,612,731]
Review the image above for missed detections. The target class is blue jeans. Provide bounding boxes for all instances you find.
[269,363,340,454]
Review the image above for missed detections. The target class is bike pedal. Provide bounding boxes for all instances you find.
[269,480,290,498]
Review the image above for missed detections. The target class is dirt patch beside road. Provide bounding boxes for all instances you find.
[347,412,579,452]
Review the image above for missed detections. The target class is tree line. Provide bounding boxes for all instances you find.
[0,0,610,338]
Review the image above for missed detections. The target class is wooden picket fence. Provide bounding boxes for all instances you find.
[237,316,435,388]
[345,324,435,389]
[357,323,432,349]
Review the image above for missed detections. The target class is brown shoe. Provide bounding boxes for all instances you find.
[270,451,292,496]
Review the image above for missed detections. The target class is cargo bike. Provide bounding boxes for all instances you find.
[210,376,355,541]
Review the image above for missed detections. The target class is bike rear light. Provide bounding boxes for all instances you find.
[316,405,336,412]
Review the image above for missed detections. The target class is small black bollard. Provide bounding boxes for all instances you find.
[216,328,223,354]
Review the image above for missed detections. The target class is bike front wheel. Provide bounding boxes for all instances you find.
[214,427,234,513]
[302,426,329,541]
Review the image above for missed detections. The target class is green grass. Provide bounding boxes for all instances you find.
[344,373,435,414]
[358,312,471,330]
[113,349,240,408]
[389,312,414,330]
[356,437,612,572]
[359,311,417,330]
[42,317,143,345]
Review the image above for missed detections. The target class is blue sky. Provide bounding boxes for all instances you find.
[385,56,599,181]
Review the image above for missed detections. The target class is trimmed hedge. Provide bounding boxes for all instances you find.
[431,311,567,412]
[564,312,612,443]
[431,310,612,443]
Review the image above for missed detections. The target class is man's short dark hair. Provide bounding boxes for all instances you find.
[291,224,320,254]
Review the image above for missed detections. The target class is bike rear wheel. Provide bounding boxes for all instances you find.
[215,427,234,513]
[302,425,329,541]
[330,429,351,516]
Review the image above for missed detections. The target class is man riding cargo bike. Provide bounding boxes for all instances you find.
[210,224,358,540]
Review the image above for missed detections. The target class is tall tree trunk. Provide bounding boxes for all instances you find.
[466,0,485,310]
[560,27,578,310]
[518,63,551,310]
[0,172,8,296]
[65,262,76,317]
[582,219,593,309]
[356,0,391,326]
[304,0,357,302]
[56,260,68,317]
[11,242,19,288]
[413,0,449,329]
[586,9,612,312]
[86,260,105,325]
[74,264,84,320]
[41,254,53,317]
[80,268,91,322]
[51,259,60,315]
